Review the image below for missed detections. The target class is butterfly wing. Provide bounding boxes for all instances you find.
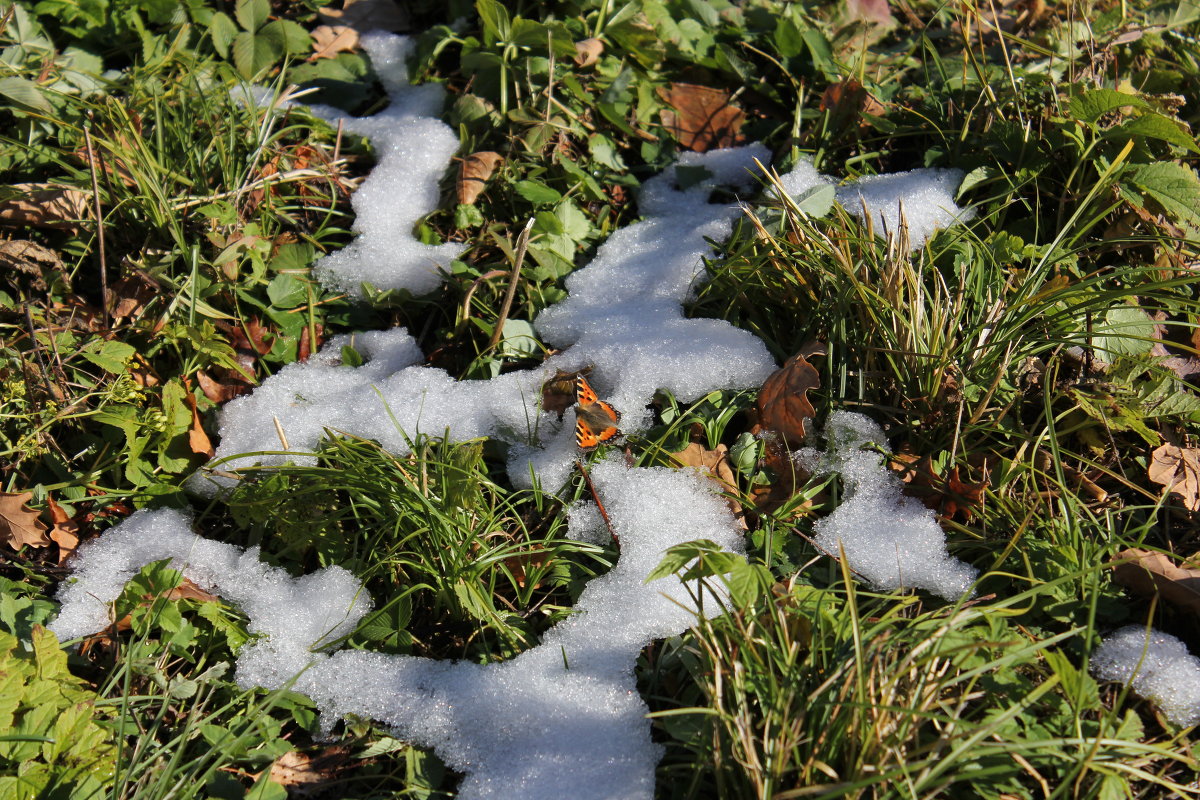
[575,376,621,451]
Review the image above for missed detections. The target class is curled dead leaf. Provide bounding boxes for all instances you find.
[1113,548,1200,615]
[0,240,63,293]
[574,37,603,67]
[658,83,745,152]
[0,184,91,233]
[183,391,215,458]
[46,495,80,565]
[671,442,745,524]
[457,151,503,206]
[311,25,359,59]
[754,345,823,449]
[820,79,886,128]
[0,491,51,550]
[1148,443,1200,512]
[269,746,351,791]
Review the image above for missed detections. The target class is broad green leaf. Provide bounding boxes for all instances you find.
[793,183,835,217]
[234,0,269,32]
[208,11,238,57]
[267,273,307,308]
[514,179,561,205]
[0,76,51,114]
[1067,88,1150,123]
[1092,306,1155,357]
[80,340,136,372]
[232,30,282,79]
[260,19,310,56]
[476,0,512,43]
[1126,161,1200,228]
[499,319,541,360]
[1111,113,1200,154]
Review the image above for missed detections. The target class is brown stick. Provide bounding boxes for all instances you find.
[487,218,535,353]
[83,124,108,328]
[577,459,618,547]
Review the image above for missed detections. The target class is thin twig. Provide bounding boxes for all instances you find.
[487,217,536,353]
[83,123,108,327]
[577,459,618,547]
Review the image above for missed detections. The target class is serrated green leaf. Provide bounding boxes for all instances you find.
[234,0,269,32]
[0,76,51,114]
[514,179,561,205]
[267,273,307,308]
[1126,162,1200,228]
[80,340,136,373]
[1111,113,1200,154]
[232,30,281,79]
[208,11,238,58]
[1068,88,1150,123]
[1093,306,1155,358]
[260,19,310,56]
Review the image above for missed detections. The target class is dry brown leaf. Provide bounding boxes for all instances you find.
[105,272,158,321]
[183,391,215,458]
[672,442,745,523]
[168,578,220,603]
[0,240,63,292]
[754,347,822,450]
[0,491,51,550]
[46,495,79,565]
[269,746,351,791]
[0,184,91,233]
[196,369,251,404]
[891,454,988,520]
[658,83,745,152]
[457,151,503,206]
[298,322,325,363]
[820,79,886,127]
[310,25,359,59]
[574,37,603,67]
[1148,443,1200,512]
[318,0,408,32]
[1113,548,1200,615]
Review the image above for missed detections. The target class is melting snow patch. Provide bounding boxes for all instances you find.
[833,168,972,249]
[55,460,745,800]
[1092,625,1200,727]
[799,412,977,600]
[194,141,779,496]
[301,33,465,297]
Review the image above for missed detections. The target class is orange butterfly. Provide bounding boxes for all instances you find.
[574,375,621,451]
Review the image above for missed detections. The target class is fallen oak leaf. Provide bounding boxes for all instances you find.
[658,83,745,152]
[1113,548,1200,615]
[457,151,503,205]
[0,491,51,550]
[1148,442,1200,512]
[310,25,359,59]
